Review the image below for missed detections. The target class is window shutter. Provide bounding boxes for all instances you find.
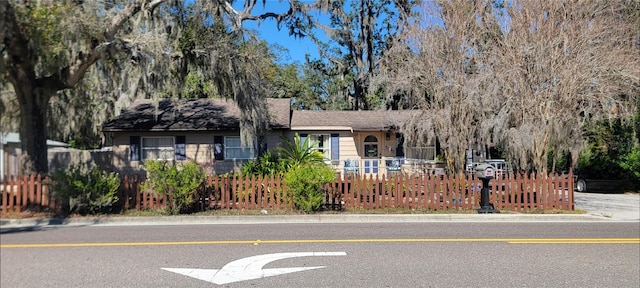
[175,136,186,160]
[213,136,224,160]
[129,136,140,161]
[330,133,339,162]
[395,133,405,157]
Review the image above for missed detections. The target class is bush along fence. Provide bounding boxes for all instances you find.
[0,172,574,214]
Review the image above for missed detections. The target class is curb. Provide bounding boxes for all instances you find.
[0,213,622,229]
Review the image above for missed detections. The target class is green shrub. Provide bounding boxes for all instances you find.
[241,150,288,176]
[620,147,640,180]
[49,164,120,215]
[141,160,205,214]
[284,163,336,212]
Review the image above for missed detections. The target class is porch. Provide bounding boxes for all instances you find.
[334,146,444,179]
[335,158,445,179]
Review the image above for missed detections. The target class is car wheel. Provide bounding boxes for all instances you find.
[576,179,587,192]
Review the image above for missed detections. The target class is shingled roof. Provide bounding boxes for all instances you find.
[102,98,291,132]
[290,110,417,131]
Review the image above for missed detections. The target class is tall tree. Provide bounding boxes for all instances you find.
[2,0,161,174]
[376,0,502,171]
[0,0,306,174]
[489,0,639,172]
[288,0,419,110]
[377,0,639,172]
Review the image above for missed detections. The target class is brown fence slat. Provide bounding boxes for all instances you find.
[1,178,8,212]
[548,173,556,209]
[31,175,37,206]
[123,175,130,210]
[218,175,225,209]
[230,175,237,210]
[135,176,141,211]
[243,175,248,210]
[9,176,16,212]
[16,175,24,212]
[409,174,417,209]
[556,174,563,210]
[374,175,381,210]
[416,175,424,209]
[273,175,280,210]
[40,176,48,209]
[364,174,375,209]
[210,175,216,209]
[565,171,572,210]
[33,175,41,209]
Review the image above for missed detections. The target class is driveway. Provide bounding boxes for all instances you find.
[574,191,640,221]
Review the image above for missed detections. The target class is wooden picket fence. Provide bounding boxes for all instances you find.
[0,175,57,213]
[0,172,574,214]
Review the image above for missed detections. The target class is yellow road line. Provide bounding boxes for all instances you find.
[508,239,640,244]
[1,238,638,248]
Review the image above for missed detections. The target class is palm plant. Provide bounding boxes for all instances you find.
[277,133,325,168]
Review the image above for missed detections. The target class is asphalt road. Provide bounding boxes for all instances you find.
[1,222,639,288]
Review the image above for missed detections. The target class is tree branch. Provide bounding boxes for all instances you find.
[64,0,168,88]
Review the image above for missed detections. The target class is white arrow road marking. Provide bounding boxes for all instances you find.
[162,252,346,285]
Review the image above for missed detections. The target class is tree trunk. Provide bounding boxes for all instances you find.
[15,82,52,175]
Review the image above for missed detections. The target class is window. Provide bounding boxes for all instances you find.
[142,137,175,161]
[224,136,255,159]
[309,134,331,160]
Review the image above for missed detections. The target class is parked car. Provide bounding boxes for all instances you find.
[573,169,628,193]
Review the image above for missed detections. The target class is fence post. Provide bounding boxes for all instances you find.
[567,171,574,210]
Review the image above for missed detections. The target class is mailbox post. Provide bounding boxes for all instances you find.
[475,164,500,214]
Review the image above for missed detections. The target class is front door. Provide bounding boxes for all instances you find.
[363,135,379,173]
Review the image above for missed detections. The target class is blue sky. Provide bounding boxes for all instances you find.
[233,1,511,65]
[237,1,324,64]
[245,19,320,64]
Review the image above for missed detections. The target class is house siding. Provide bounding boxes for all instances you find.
[108,131,286,174]
[286,131,360,171]
[338,133,359,160]
[264,131,286,151]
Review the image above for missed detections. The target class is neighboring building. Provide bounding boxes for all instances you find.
[1,132,69,181]
[102,98,441,176]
